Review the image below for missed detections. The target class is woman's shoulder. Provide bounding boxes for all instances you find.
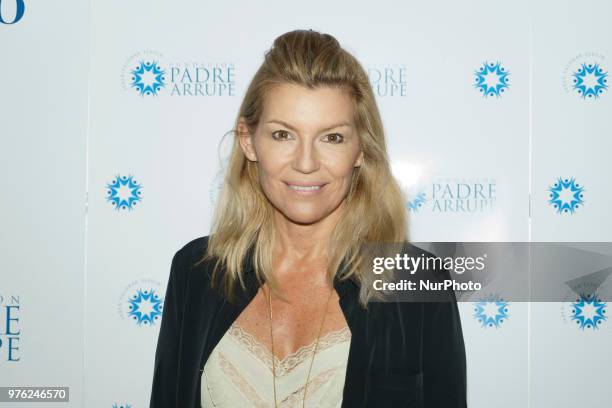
[176,234,211,262]
[170,235,214,284]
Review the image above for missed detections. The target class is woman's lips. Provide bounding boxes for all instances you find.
[283,181,327,195]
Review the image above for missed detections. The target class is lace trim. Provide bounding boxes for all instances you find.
[279,366,340,407]
[219,351,343,407]
[228,323,351,377]
[218,351,268,407]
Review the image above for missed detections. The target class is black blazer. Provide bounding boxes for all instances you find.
[149,236,467,408]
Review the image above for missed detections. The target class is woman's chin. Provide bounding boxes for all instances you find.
[279,211,327,226]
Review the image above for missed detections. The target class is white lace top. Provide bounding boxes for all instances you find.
[201,323,351,407]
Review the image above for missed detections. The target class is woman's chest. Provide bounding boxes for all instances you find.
[183,279,426,407]
[231,286,350,362]
[201,321,352,407]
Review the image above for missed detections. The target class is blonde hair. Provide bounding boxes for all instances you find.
[199,29,408,307]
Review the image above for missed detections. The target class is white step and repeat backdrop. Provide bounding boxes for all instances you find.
[1,0,611,407]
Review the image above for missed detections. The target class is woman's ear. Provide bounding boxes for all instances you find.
[354,150,364,167]
[237,118,258,162]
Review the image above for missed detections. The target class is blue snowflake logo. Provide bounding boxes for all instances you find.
[571,293,607,330]
[130,60,166,96]
[572,62,608,99]
[474,298,510,328]
[106,174,143,211]
[474,61,510,98]
[547,177,585,214]
[407,191,427,212]
[112,404,132,408]
[127,288,163,326]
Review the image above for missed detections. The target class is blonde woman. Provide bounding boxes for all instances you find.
[149,29,466,408]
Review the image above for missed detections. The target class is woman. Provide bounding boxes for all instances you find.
[149,29,467,408]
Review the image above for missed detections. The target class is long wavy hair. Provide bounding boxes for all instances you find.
[199,29,408,307]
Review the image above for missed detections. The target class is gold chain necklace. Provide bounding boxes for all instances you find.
[266,284,333,408]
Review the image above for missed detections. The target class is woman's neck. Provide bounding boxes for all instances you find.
[271,203,345,278]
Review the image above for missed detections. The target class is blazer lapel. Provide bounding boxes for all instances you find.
[199,252,261,370]
[334,272,368,407]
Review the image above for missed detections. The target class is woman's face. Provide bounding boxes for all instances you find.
[239,82,363,225]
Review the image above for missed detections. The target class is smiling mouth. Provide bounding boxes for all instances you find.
[283,182,327,192]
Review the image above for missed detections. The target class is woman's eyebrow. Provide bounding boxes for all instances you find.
[265,119,352,133]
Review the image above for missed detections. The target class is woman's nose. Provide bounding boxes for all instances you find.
[291,140,320,174]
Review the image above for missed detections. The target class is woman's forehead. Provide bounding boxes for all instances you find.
[261,83,355,130]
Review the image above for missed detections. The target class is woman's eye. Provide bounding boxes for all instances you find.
[272,130,291,141]
[323,133,344,143]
